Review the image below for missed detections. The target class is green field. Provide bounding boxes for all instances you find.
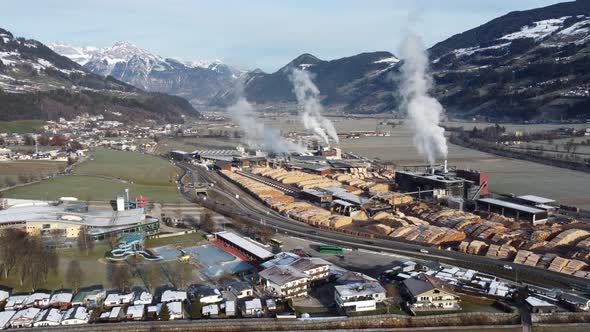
[4,148,185,202]
[0,160,66,188]
[0,120,45,133]
[75,148,180,186]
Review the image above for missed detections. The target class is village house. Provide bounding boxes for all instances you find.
[402,275,461,312]
[0,311,15,330]
[9,307,41,328]
[61,306,90,325]
[160,290,187,303]
[242,298,263,316]
[5,295,29,311]
[48,292,73,309]
[126,304,145,321]
[259,265,310,299]
[334,282,386,312]
[24,292,51,308]
[32,308,62,327]
[133,289,153,305]
[228,281,254,299]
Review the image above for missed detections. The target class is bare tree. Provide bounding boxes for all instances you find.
[199,211,215,233]
[165,262,193,288]
[109,264,133,291]
[77,227,94,256]
[66,260,83,292]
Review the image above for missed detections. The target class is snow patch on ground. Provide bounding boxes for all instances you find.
[559,18,590,36]
[453,42,511,57]
[501,16,570,40]
[374,56,400,64]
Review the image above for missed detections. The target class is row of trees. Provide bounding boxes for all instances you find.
[0,229,59,290]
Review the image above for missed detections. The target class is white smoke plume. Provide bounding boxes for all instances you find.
[397,33,448,165]
[227,91,304,154]
[290,69,339,145]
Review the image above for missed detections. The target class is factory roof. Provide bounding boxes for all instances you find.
[477,198,545,214]
[323,187,368,205]
[192,149,241,157]
[215,231,273,260]
[302,189,332,198]
[517,195,556,204]
[335,282,385,298]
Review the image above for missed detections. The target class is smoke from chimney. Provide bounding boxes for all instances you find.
[227,83,305,154]
[397,33,448,165]
[289,69,339,145]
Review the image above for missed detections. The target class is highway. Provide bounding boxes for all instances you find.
[177,162,590,292]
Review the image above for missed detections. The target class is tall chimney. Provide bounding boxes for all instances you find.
[444,160,448,173]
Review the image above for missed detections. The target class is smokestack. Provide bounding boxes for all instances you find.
[444,159,448,173]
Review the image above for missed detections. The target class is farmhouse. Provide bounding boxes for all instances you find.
[402,275,461,312]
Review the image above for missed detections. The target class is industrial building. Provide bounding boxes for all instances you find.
[476,197,548,225]
[213,231,274,262]
[395,168,488,200]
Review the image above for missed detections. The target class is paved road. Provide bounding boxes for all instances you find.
[178,162,590,292]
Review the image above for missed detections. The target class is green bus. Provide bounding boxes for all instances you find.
[319,244,343,254]
[271,238,283,248]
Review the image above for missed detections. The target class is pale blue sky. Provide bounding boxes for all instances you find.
[2,0,565,71]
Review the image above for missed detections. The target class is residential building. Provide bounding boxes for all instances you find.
[4,295,29,311]
[48,292,73,309]
[189,285,222,304]
[259,265,309,299]
[228,281,254,299]
[32,308,62,327]
[225,301,236,317]
[164,302,184,320]
[402,275,461,312]
[24,292,51,308]
[161,290,187,303]
[126,305,145,321]
[104,293,122,307]
[288,257,331,283]
[243,298,263,316]
[9,307,41,328]
[133,289,153,305]
[334,282,386,312]
[71,287,105,307]
[202,304,219,317]
[61,306,90,325]
[0,311,15,330]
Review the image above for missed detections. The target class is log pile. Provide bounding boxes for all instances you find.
[486,244,516,259]
[546,229,590,248]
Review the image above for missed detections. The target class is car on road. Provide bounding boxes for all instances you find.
[503,265,513,270]
[420,249,429,254]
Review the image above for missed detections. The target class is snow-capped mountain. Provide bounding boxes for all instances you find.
[0,28,196,122]
[50,41,241,106]
[428,0,590,121]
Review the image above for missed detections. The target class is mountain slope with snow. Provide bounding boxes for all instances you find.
[50,42,241,106]
[0,28,197,122]
[427,0,590,121]
[212,51,400,113]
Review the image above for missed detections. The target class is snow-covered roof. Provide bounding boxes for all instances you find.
[160,290,187,303]
[25,293,50,306]
[62,306,88,322]
[119,292,135,304]
[34,308,62,324]
[225,301,235,313]
[245,298,262,311]
[134,291,153,305]
[166,301,183,315]
[109,307,121,319]
[11,307,40,321]
[526,296,556,308]
[126,304,144,319]
[104,294,120,305]
[202,304,218,316]
[0,311,15,329]
[517,195,556,204]
[49,293,72,304]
